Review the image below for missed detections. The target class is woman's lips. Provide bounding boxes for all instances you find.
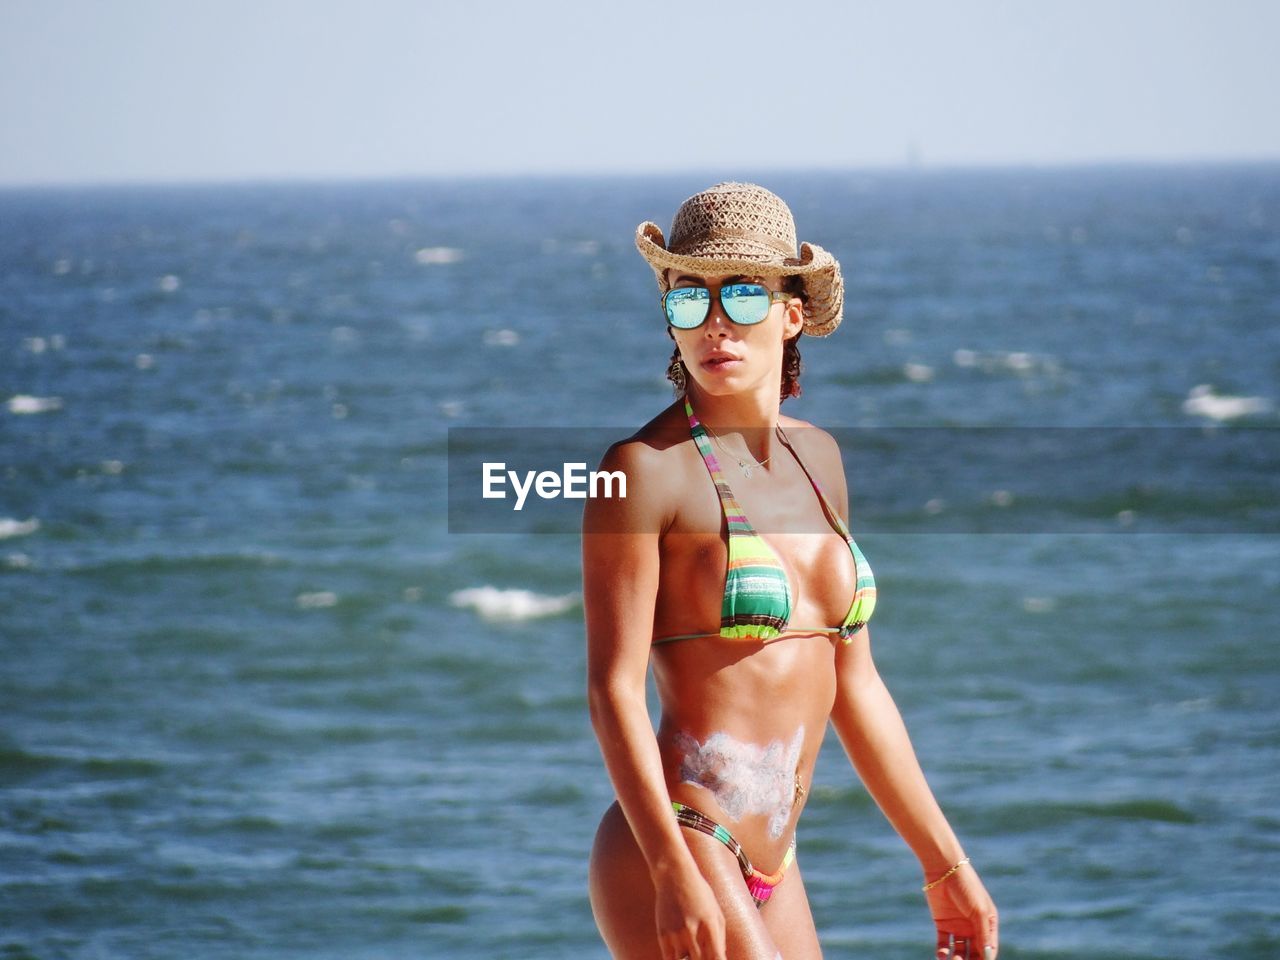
[702,354,742,371]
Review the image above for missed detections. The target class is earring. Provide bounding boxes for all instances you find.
[666,351,686,396]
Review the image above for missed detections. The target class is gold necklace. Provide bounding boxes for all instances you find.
[703,421,771,479]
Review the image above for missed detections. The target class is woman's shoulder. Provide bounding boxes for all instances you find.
[585,401,693,534]
[779,410,843,469]
[597,400,691,472]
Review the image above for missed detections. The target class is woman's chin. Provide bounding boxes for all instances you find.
[688,378,742,397]
[688,368,753,396]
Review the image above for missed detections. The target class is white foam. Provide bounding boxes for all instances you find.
[951,348,1059,377]
[0,517,39,539]
[296,591,338,609]
[450,585,579,622]
[903,362,934,382]
[1005,351,1034,372]
[1181,384,1271,421]
[483,329,519,347]
[6,395,63,414]
[415,246,463,265]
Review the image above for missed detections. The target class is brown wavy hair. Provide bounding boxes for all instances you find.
[662,273,806,403]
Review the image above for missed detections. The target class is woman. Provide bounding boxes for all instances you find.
[582,182,998,960]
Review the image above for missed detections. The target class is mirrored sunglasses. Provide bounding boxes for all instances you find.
[661,283,792,330]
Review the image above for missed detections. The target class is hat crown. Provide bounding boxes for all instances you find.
[668,182,798,261]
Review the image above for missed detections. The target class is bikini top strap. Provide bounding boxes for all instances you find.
[774,422,853,541]
[683,396,754,538]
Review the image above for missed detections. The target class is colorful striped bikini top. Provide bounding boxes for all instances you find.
[651,397,876,646]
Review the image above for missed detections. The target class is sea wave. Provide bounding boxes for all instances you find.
[6,394,62,414]
[1182,383,1272,421]
[449,585,580,621]
[0,517,39,539]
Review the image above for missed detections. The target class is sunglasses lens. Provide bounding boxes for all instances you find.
[721,283,773,325]
[665,287,711,328]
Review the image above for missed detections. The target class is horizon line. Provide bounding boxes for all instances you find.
[2,154,1279,193]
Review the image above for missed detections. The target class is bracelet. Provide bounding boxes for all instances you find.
[921,856,971,892]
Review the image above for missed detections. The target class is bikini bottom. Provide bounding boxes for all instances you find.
[671,801,796,907]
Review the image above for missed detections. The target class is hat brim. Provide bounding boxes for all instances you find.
[635,221,844,337]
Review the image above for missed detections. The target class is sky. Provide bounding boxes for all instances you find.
[1,0,1277,186]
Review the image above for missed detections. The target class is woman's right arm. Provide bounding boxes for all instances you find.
[582,440,727,960]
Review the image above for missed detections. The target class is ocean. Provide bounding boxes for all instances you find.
[1,164,1278,958]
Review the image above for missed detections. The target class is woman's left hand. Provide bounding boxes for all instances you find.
[924,861,998,960]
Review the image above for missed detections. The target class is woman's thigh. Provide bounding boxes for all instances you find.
[588,800,786,960]
[759,859,823,960]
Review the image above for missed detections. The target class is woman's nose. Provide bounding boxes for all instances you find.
[703,289,731,334]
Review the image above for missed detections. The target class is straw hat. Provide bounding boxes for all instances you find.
[635,181,844,337]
